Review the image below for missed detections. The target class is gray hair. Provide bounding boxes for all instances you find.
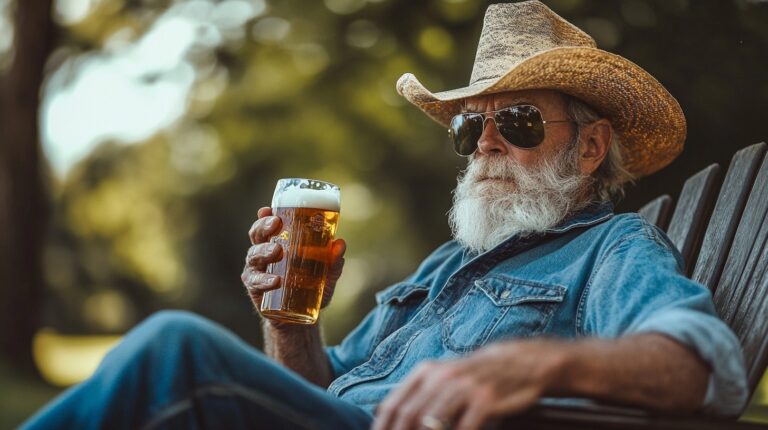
[562,94,635,203]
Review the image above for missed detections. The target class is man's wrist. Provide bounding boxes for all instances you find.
[544,338,610,398]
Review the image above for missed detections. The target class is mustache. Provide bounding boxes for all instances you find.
[459,155,530,191]
[464,156,519,180]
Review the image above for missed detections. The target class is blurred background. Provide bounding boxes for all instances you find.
[1,0,767,427]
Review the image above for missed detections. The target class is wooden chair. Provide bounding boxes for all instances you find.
[497,142,768,429]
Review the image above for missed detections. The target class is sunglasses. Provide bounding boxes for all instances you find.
[448,104,576,156]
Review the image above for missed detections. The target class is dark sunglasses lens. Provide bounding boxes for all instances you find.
[449,114,483,155]
[495,105,545,149]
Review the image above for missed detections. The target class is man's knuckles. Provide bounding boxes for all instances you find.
[249,216,281,243]
[413,360,441,377]
[246,243,282,266]
[242,270,281,290]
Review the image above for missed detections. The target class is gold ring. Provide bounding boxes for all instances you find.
[420,415,448,430]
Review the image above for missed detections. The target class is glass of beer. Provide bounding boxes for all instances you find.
[260,178,341,324]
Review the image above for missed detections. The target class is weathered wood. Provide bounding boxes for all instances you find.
[692,143,767,291]
[666,164,721,274]
[735,234,768,397]
[637,194,673,230]
[712,148,768,393]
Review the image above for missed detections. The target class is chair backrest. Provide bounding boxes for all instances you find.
[692,143,767,291]
[666,164,721,275]
[709,145,768,394]
[637,142,768,397]
[638,194,673,229]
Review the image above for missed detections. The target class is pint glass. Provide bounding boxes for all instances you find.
[260,178,341,324]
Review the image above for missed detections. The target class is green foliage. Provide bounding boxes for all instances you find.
[42,0,768,359]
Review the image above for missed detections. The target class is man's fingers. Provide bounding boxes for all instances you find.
[330,238,346,263]
[390,364,460,430]
[373,361,438,430]
[245,243,283,270]
[325,240,346,284]
[241,268,282,293]
[248,213,282,245]
[320,239,346,309]
[256,206,272,218]
[454,396,491,430]
[420,380,473,430]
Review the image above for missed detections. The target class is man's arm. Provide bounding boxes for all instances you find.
[373,333,709,430]
[242,206,345,388]
[374,333,709,430]
[261,321,335,388]
[553,333,709,409]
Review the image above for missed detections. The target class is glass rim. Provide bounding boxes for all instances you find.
[276,177,340,190]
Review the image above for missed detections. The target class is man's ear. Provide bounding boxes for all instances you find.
[578,119,612,175]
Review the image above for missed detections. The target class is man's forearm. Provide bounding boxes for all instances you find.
[262,320,335,388]
[550,333,710,411]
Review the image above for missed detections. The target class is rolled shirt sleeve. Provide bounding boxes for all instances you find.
[580,221,749,416]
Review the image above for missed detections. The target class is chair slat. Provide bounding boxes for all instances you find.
[712,148,768,393]
[734,241,768,395]
[666,164,721,274]
[692,142,767,291]
[638,195,672,230]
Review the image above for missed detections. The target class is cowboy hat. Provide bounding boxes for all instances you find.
[396,0,686,178]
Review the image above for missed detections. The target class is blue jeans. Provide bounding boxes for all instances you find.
[21,310,374,430]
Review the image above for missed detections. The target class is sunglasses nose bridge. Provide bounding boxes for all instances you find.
[480,114,500,133]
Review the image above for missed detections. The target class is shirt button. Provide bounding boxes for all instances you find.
[436,307,445,314]
[500,290,511,299]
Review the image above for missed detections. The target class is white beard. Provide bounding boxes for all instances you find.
[448,144,593,254]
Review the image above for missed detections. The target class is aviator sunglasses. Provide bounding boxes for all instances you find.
[448,104,576,156]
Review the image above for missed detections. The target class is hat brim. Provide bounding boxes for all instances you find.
[396,47,686,178]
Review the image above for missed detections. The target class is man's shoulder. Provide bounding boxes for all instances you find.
[400,240,465,285]
[588,212,674,248]
[584,212,683,267]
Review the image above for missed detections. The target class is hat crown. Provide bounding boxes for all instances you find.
[470,1,596,86]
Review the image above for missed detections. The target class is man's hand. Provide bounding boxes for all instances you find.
[373,333,709,430]
[241,206,346,317]
[373,340,565,430]
[242,206,344,388]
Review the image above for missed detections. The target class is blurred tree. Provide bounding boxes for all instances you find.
[35,0,768,349]
[0,0,54,372]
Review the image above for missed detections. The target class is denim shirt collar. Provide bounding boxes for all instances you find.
[544,201,614,234]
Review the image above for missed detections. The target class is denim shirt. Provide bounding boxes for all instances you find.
[325,202,749,417]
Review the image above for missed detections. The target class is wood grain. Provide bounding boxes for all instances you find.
[692,143,767,291]
[638,194,673,230]
[666,164,721,275]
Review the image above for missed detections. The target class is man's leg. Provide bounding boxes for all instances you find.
[20,310,372,430]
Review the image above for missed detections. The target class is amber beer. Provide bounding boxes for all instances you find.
[260,178,340,324]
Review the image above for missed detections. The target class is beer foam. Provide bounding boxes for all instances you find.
[273,187,340,211]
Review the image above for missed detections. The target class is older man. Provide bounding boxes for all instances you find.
[23,2,747,430]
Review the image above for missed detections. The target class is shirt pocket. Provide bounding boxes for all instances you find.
[441,276,566,354]
[372,282,430,345]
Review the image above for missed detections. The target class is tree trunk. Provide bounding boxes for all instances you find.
[0,0,54,372]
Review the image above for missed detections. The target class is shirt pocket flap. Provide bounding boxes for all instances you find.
[475,276,566,306]
[375,282,430,305]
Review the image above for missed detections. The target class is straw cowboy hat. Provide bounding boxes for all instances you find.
[396,0,686,178]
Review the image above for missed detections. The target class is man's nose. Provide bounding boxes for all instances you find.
[476,118,509,156]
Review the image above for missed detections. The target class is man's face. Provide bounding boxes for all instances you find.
[462,89,577,169]
[448,89,594,253]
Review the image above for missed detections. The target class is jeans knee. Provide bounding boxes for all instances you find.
[142,310,214,337]
[124,310,224,358]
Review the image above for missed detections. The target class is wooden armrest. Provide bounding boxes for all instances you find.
[490,403,768,430]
